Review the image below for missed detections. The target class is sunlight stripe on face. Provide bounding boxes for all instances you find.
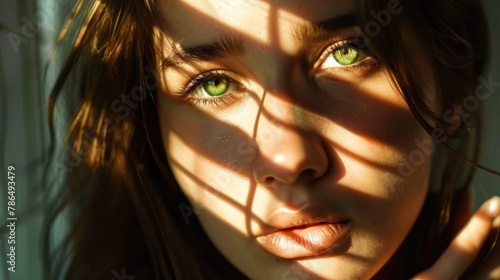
[180,0,272,45]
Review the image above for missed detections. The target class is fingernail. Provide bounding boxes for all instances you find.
[486,196,500,216]
[493,216,500,228]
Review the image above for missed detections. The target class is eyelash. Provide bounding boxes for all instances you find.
[175,69,244,107]
[176,38,377,108]
[315,38,377,74]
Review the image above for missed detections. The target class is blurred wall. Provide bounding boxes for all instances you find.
[473,0,500,207]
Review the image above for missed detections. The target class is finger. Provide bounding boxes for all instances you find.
[468,223,500,280]
[412,196,500,280]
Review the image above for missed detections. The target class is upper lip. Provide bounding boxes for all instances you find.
[257,204,350,236]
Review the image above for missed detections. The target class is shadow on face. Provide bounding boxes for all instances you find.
[154,0,435,278]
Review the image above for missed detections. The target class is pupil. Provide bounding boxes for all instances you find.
[203,77,229,96]
[333,47,358,65]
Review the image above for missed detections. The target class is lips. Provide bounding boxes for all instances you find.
[256,206,351,259]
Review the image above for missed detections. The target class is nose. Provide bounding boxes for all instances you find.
[252,93,328,186]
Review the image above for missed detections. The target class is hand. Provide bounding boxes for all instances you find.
[412,196,500,280]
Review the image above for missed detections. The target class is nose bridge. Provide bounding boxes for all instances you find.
[247,37,294,90]
[248,41,328,186]
[254,92,298,146]
[252,90,328,185]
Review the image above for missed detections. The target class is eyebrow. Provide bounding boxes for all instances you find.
[162,37,244,67]
[293,13,357,43]
[162,13,357,67]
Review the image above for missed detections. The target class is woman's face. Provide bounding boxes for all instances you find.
[158,0,434,279]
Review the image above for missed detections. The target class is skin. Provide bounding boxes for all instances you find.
[155,0,500,279]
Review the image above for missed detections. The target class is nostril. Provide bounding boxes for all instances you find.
[261,168,318,186]
[252,132,329,186]
[264,177,275,185]
[300,168,318,180]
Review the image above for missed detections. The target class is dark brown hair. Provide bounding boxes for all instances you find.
[44,0,494,279]
[358,0,494,275]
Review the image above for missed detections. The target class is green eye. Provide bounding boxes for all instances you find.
[332,47,359,65]
[203,77,229,96]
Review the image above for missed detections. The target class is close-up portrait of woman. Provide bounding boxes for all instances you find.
[1,0,500,279]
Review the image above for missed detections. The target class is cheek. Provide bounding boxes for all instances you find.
[158,92,257,229]
[310,72,432,272]
[347,157,430,278]
[315,70,432,177]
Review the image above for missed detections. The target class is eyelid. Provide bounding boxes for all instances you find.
[175,69,241,96]
[314,38,372,70]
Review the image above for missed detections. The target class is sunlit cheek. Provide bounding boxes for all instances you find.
[318,118,431,203]
[356,72,408,106]
[326,168,429,279]
[167,130,250,205]
[310,71,431,207]
[326,131,430,278]
[309,109,426,192]
[350,74,433,186]
[316,70,428,158]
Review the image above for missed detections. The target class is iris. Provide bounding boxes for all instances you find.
[203,77,229,96]
[332,47,359,65]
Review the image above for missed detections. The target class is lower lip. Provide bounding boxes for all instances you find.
[256,222,350,259]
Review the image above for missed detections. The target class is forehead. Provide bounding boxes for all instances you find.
[159,0,356,52]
